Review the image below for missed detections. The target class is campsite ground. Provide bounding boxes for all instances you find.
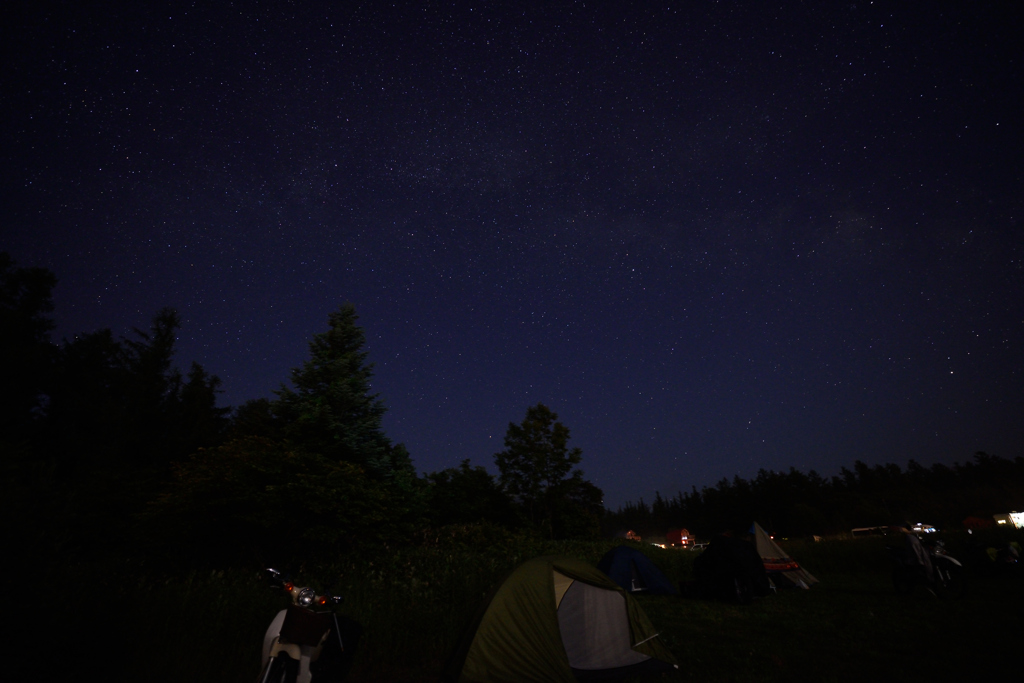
[626,534,1024,682]
[640,565,1023,682]
[21,530,1023,681]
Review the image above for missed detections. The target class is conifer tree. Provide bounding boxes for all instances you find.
[273,303,414,483]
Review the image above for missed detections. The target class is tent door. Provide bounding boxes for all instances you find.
[629,561,648,592]
[556,579,651,671]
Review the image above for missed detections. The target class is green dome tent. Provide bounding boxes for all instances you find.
[443,555,678,683]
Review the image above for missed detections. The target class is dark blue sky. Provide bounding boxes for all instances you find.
[4,1,1022,507]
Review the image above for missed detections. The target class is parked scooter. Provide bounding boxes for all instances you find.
[886,534,967,598]
[258,568,361,683]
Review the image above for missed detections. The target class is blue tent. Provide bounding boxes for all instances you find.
[597,546,679,595]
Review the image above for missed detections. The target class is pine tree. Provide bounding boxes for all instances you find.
[273,303,414,482]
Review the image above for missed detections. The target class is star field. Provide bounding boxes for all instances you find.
[3,1,1022,506]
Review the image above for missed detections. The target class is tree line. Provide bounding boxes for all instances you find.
[607,454,1024,541]
[6,252,1019,565]
[1,253,602,566]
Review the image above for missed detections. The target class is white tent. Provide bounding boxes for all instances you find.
[751,522,819,589]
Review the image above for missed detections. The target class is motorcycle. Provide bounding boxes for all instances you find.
[886,535,967,598]
[258,568,361,683]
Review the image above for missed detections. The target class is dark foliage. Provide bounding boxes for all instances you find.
[151,303,428,563]
[271,304,417,487]
[41,309,229,482]
[0,252,57,442]
[494,403,604,538]
[146,436,395,564]
[228,397,280,440]
[1,256,230,557]
[424,459,518,527]
[608,453,1024,540]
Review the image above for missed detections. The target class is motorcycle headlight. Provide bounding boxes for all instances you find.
[297,587,316,607]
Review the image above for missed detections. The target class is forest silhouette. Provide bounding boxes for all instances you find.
[2,252,1021,566]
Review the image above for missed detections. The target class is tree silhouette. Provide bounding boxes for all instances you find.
[45,308,227,479]
[0,253,57,443]
[150,436,396,562]
[495,403,602,537]
[151,304,426,561]
[607,452,1024,538]
[273,303,414,484]
[425,459,517,527]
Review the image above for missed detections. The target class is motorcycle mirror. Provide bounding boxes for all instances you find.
[317,581,342,606]
[265,568,286,588]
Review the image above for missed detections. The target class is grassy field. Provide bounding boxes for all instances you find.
[638,561,1022,682]
[21,529,1023,682]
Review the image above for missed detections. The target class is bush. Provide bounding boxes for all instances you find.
[145,436,400,564]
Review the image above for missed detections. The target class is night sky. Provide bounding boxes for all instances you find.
[4,2,1022,508]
